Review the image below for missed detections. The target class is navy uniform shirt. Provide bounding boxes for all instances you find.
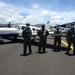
[54,29,62,38]
[38,29,49,40]
[67,29,75,40]
[22,28,32,40]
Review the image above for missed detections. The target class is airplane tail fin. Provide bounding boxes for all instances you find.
[45,21,50,30]
[8,22,11,28]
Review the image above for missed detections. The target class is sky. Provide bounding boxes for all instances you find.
[0,0,75,25]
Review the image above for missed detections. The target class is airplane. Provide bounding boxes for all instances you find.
[59,27,68,33]
[0,24,40,43]
[45,22,68,37]
[0,22,54,43]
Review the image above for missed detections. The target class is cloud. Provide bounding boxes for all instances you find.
[32,3,39,9]
[0,1,25,23]
[0,1,75,25]
[0,1,9,7]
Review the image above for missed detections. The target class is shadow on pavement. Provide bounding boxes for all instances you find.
[0,37,67,51]
[20,53,33,57]
[33,41,67,51]
[36,51,47,54]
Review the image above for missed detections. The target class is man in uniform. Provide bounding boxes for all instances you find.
[37,25,49,53]
[22,23,32,55]
[65,24,75,55]
[53,27,62,51]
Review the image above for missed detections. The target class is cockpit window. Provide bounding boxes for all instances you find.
[62,29,64,30]
[21,26,26,30]
[37,29,38,31]
[33,28,35,31]
[17,27,20,29]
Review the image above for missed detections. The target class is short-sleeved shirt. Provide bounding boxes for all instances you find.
[38,29,49,39]
[54,30,62,38]
[22,28,32,40]
[67,30,75,39]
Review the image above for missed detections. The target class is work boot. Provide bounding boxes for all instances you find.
[53,49,56,51]
[43,50,45,53]
[73,52,75,55]
[65,52,69,55]
[39,50,41,53]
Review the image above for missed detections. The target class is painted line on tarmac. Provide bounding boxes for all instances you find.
[61,40,73,51]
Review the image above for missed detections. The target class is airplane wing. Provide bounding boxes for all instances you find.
[49,31,54,35]
[0,28,19,37]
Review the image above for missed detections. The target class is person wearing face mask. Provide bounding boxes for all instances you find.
[22,23,32,55]
[65,24,75,55]
[53,27,62,52]
[37,25,49,53]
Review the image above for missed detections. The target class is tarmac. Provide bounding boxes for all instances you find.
[0,35,75,75]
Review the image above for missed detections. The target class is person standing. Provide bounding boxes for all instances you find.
[53,27,62,51]
[37,25,49,53]
[22,23,32,55]
[65,24,75,55]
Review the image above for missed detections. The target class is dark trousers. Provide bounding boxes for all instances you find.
[23,40,32,54]
[67,39,75,54]
[38,40,46,52]
[54,37,61,51]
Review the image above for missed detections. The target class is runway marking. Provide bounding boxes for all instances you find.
[61,40,73,51]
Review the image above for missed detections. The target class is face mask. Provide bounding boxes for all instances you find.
[26,26,29,28]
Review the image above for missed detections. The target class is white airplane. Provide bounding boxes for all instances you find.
[0,24,40,42]
[59,27,68,33]
[0,22,54,43]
